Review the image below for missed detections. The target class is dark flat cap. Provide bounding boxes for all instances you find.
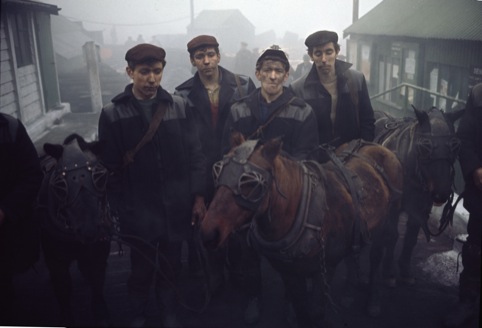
[256,45,290,70]
[187,35,219,53]
[125,43,166,62]
[305,30,338,47]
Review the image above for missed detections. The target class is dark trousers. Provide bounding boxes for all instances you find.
[127,238,182,316]
[460,213,481,302]
[207,230,262,298]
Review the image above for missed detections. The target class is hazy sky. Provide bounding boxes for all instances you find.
[41,0,383,43]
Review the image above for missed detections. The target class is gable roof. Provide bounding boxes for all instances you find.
[188,9,254,30]
[344,0,482,41]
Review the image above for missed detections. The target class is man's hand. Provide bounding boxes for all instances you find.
[191,195,206,227]
[473,167,482,191]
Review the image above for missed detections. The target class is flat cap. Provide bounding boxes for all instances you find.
[305,30,338,47]
[256,45,290,70]
[187,35,219,53]
[125,43,166,62]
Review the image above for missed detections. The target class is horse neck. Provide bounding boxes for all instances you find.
[255,156,303,241]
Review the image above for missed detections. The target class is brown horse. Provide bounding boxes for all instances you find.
[200,134,403,327]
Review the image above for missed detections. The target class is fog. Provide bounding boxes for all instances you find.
[42,0,383,49]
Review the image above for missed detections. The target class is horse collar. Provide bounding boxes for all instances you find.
[248,161,327,262]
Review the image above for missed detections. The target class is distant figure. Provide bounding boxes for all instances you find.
[293,54,311,80]
[235,42,254,80]
[136,34,145,43]
[125,36,135,46]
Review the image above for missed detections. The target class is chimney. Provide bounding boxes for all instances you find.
[353,0,359,23]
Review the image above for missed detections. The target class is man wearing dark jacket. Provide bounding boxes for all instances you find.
[98,43,206,327]
[0,113,43,325]
[222,46,319,159]
[290,30,375,159]
[221,46,319,324]
[175,35,260,324]
[445,83,482,328]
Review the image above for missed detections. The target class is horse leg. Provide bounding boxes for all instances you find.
[381,209,401,287]
[77,241,111,325]
[398,213,421,285]
[367,233,386,318]
[41,237,75,326]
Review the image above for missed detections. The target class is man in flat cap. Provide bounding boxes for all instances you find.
[174,34,258,324]
[98,43,206,327]
[291,30,375,159]
[220,45,318,323]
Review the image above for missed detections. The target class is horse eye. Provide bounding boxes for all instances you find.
[416,138,432,160]
[212,161,224,184]
[51,174,68,201]
[92,163,108,191]
[447,138,461,155]
[239,171,267,202]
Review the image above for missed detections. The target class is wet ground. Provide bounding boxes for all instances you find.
[7,112,479,328]
[6,213,479,328]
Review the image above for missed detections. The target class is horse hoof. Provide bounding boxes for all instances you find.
[368,304,381,317]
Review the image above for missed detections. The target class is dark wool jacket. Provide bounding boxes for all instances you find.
[457,83,482,215]
[221,87,319,160]
[175,66,255,201]
[98,85,206,242]
[290,60,375,148]
[0,114,43,273]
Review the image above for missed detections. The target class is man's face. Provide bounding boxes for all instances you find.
[309,42,338,77]
[191,47,220,78]
[255,60,289,101]
[127,62,164,100]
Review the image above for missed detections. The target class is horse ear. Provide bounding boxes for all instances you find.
[43,143,64,159]
[230,129,246,148]
[444,108,465,124]
[262,137,283,162]
[413,105,428,124]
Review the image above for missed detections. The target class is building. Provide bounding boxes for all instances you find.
[1,0,65,140]
[344,0,482,116]
[187,9,255,55]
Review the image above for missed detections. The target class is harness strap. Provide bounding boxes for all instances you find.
[123,101,168,167]
[322,140,369,250]
[248,97,296,140]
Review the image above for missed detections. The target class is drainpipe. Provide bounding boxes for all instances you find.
[353,0,359,23]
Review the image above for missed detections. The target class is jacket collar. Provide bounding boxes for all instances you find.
[304,59,353,87]
[175,66,238,91]
[111,84,173,104]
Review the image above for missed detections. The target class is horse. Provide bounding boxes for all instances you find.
[36,133,112,326]
[200,133,403,327]
[373,106,464,285]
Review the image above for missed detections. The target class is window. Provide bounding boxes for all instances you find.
[11,12,33,67]
[427,63,467,111]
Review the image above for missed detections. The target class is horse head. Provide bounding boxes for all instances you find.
[201,131,295,249]
[40,134,111,243]
[412,106,463,205]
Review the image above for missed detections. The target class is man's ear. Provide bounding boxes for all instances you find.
[126,66,134,79]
